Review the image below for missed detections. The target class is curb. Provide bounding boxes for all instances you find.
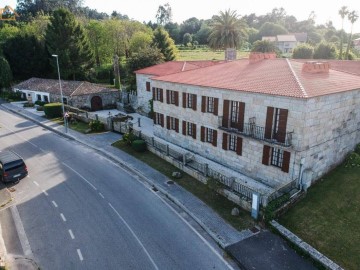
[3,104,238,249]
[270,220,343,270]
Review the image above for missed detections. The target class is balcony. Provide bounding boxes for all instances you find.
[218,117,293,147]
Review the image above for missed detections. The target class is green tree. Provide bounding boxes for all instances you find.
[183,33,192,45]
[0,56,12,89]
[85,20,107,66]
[127,46,164,88]
[164,22,181,44]
[293,44,314,59]
[313,42,338,59]
[0,24,20,47]
[45,8,94,80]
[3,34,51,80]
[251,40,277,52]
[129,32,153,54]
[156,3,172,26]
[194,22,211,45]
[152,27,177,61]
[345,10,359,60]
[258,22,288,38]
[338,6,349,59]
[208,9,247,49]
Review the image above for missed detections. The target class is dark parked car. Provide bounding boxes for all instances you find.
[0,150,28,183]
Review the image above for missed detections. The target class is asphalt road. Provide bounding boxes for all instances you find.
[0,107,237,270]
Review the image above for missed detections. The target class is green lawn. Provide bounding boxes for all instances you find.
[279,165,360,270]
[177,49,250,61]
[112,140,255,231]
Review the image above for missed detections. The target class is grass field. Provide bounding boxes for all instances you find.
[112,140,255,231]
[279,164,360,270]
[177,49,250,61]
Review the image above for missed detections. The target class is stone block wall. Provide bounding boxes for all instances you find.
[136,74,153,113]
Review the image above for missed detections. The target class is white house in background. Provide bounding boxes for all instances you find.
[262,33,307,54]
[135,53,360,193]
[354,38,360,51]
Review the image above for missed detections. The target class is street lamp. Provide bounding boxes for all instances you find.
[52,54,67,133]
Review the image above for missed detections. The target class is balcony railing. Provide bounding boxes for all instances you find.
[219,117,292,147]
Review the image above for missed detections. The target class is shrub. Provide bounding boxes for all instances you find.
[89,120,104,132]
[44,103,63,118]
[355,144,360,155]
[36,106,44,111]
[132,140,147,152]
[264,193,290,222]
[23,102,35,108]
[122,131,137,145]
[344,152,360,168]
[35,100,47,106]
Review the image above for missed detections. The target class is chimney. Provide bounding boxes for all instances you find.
[302,61,330,74]
[249,52,276,63]
[225,48,237,61]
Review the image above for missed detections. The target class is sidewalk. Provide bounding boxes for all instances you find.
[1,102,317,269]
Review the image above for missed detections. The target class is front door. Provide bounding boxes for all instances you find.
[91,96,103,111]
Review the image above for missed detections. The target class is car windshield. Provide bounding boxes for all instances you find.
[4,161,25,171]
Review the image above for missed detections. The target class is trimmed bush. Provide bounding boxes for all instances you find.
[122,131,137,145]
[35,100,48,106]
[264,193,290,222]
[36,106,44,111]
[89,120,104,132]
[23,102,35,107]
[44,103,63,118]
[132,140,147,152]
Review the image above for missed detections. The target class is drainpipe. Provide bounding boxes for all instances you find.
[298,157,306,190]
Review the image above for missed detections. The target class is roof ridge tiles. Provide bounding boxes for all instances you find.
[286,59,308,98]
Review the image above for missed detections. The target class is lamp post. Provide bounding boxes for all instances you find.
[52,54,67,133]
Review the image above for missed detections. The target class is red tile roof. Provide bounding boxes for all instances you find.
[134,60,225,76]
[152,59,360,98]
[14,78,118,96]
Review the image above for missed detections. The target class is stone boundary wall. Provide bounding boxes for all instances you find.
[270,220,343,270]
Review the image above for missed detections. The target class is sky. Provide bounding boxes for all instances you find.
[2,0,360,33]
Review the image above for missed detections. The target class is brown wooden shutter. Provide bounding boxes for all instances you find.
[161,114,164,127]
[183,93,186,108]
[160,89,163,102]
[201,96,206,112]
[192,94,197,111]
[236,137,243,155]
[153,112,156,124]
[175,118,179,133]
[192,124,197,139]
[265,107,274,139]
[237,102,245,132]
[214,98,219,116]
[166,90,170,104]
[182,121,186,135]
[262,145,271,165]
[276,109,288,143]
[222,133,228,150]
[166,116,170,129]
[152,87,155,100]
[212,130,218,147]
[146,82,150,92]
[282,151,291,173]
[201,126,205,142]
[175,91,179,106]
[222,100,230,127]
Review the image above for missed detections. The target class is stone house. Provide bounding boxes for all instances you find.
[135,54,360,190]
[13,77,120,111]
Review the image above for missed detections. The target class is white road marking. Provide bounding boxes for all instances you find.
[60,213,66,222]
[33,181,39,186]
[42,190,49,196]
[62,162,97,191]
[27,175,30,178]
[99,193,105,199]
[10,206,34,258]
[155,194,235,270]
[108,203,159,270]
[68,229,75,239]
[39,148,46,152]
[52,201,58,208]
[77,249,83,261]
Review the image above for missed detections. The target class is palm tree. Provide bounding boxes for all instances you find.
[338,6,348,59]
[208,9,247,50]
[345,10,359,59]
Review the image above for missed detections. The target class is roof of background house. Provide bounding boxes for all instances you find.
[276,35,297,42]
[152,58,360,99]
[14,78,118,96]
[134,60,225,76]
[292,32,308,42]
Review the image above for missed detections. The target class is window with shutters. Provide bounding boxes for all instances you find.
[170,117,176,130]
[187,122,193,136]
[265,107,288,144]
[187,94,193,108]
[207,97,214,113]
[154,112,164,126]
[230,101,240,124]
[271,147,283,168]
[170,90,177,104]
[146,82,150,92]
[206,128,214,143]
[154,88,163,101]
[229,134,237,151]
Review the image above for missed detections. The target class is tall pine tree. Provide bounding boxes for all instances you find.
[46,8,94,80]
[152,27,177,61]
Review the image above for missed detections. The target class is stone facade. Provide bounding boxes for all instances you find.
[136,74,153,113]
[150,80,360,189]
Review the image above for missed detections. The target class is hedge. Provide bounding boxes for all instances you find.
[132,140,147,152]
[44,103,63,118]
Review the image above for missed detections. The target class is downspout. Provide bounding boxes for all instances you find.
[298,157,305,190]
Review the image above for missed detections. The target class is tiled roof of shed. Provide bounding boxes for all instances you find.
[14,78,118,96]
[152,59,360,99]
